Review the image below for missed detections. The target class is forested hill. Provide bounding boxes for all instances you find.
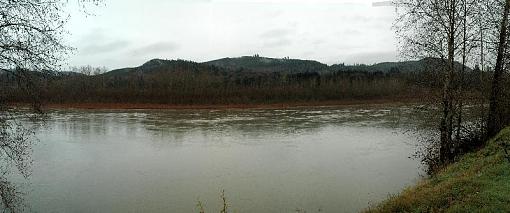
[204,56,329,73]
[101,56,469,77]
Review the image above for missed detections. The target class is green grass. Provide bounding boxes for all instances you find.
[365,127,510,213]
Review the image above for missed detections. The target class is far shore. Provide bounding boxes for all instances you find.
[10,98,423,110]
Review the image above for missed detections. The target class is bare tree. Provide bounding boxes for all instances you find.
[394,0,481,165]
[395,0,510,169]
[0,0,100,211]
[71,65,108,76]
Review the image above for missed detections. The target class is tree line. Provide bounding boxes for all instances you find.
[1,58,483,105]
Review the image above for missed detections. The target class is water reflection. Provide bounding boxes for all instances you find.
[42,106,425,144]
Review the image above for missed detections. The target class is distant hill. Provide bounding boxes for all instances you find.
[99,56,471,78]
[205,56,329,74]
[330,57,472,73]
[0,56,473,79]
[102,59,212,78]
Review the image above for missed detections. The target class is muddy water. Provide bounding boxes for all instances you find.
[27,106,426,212]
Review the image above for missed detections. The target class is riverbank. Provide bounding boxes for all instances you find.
[11,98,421,110]
[365,127,510,212]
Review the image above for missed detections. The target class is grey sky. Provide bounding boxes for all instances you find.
[66,0,397,70]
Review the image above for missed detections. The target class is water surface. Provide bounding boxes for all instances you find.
[28,105,424,212]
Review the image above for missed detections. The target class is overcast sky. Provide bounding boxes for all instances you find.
[66,0,397,70]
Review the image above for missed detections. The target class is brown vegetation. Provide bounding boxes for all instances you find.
[34,98,420,110]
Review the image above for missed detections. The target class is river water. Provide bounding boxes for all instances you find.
[25,105,426,212]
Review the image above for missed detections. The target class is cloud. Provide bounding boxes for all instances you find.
[339,28,362,36]
[212,0,372,4]
[372,1,395,7]
[130,41,180,56]
[67,0,398,69]
[264,9,284,18]
[312,39,325,45]
[80,40,131,54]
[263,38,293,48]
[259,27,296,49]
[343,51,397,64]
[259,28,294,39]
[76,28,131,55]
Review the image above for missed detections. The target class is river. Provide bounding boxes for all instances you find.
[25,105,426,212]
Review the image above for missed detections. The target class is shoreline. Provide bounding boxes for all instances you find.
[15,98,421,110]
[365,127,510,212]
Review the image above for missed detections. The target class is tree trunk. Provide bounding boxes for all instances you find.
[456,0,468,143]
[440,0,457,163]
[488,0,510,137]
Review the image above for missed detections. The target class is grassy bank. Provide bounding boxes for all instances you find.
[366,128,510,212]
